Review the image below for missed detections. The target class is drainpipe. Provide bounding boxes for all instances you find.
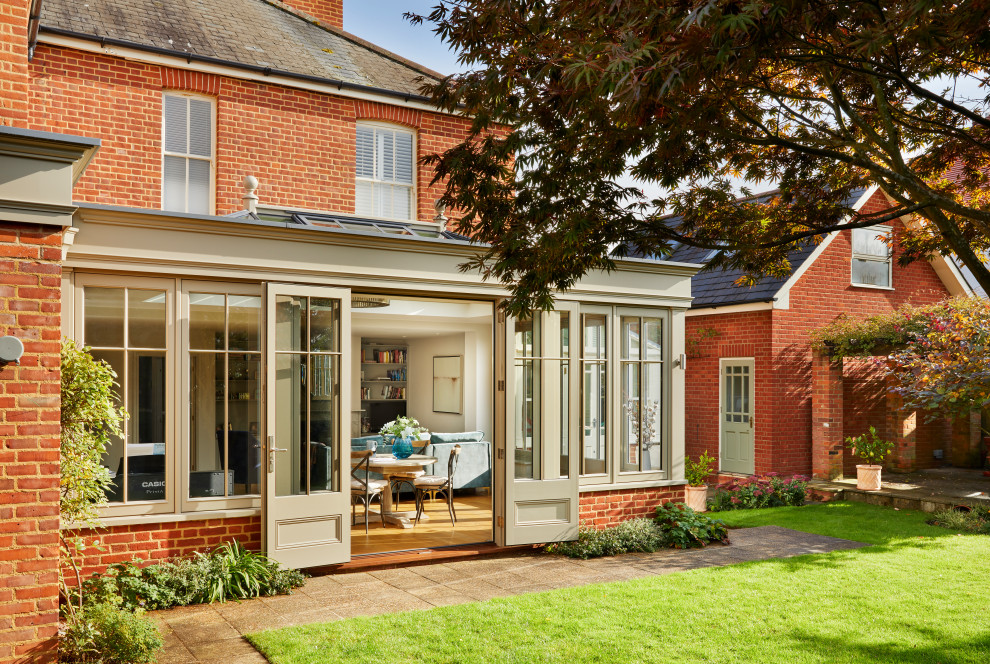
[28,0,44,60]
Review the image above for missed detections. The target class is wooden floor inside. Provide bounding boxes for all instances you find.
[350,493,493,556]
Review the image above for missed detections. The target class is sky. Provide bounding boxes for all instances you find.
[344,0,465,76]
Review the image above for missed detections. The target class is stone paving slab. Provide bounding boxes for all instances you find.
[153,526,866,664]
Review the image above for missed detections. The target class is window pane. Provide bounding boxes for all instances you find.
[310,298,339,352]
[644,318,662,361]
[551,358,568,478]
[514,359,539,479]
[643,363,663,471]
[355,180,373,216]
[128,289,166,349]
[391,184,412,219]
[228,354,261,495]
[190,292,226,350]
[395,131,414,184]
[556,311,570,357]
[188,98,213,158]
[583,314,605,359]
[92,349,125,503]
[187,159,211,214]
[852,228,889,258]
[356,126,375,179]
[127,351,167,502]
[229,295,261,351]
[163,94,187,153]
[275,295,307,352]
[379,130,395,182]
[620,362,640,472]
[189,352,225,497]
[84,287,125,347]
[274,353,306,496]
[852,258,890,287]
[621,317,640,361]
[515,317,537,358]
[582,361,606,475]
[309,354,338,493]
[163,155,186,212]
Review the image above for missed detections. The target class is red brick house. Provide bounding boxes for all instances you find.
[0,1,698,660]
[674,186,978,480]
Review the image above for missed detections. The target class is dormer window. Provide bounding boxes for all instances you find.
[355,123,415,220]
[851,226,892,288]
[162,92,214,215]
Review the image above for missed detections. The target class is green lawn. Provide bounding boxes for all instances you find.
[247,502,990,663]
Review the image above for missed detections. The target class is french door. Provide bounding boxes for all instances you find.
[501,303,580,545]
[264,284,351,568]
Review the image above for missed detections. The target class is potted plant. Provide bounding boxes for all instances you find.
[380,416,429,459]
[845,426,894,491]
[684,451,717,512]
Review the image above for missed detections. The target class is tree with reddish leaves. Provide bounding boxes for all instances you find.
[411,1,990,313]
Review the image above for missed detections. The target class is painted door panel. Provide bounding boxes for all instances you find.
[264,284,351,568]
[720,360,754,475]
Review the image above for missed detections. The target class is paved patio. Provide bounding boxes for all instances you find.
[809,467,990,511]
[154,525,867,663]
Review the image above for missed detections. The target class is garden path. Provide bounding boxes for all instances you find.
[154,526,866,664]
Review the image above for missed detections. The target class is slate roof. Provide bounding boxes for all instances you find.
[661,187,869,309]
[39,0,441,97]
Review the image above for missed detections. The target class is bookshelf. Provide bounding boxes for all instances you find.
[359,340,408,434]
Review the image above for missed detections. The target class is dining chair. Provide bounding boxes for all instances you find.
[351,451,387,533]
[413,444,461,525]
[388,439,430,509]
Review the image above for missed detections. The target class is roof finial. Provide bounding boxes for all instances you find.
[433,199,448,231]
[242,175,259,214]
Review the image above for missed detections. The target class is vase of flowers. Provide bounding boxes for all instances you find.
[380,416,429,459]
[845,426,894,491]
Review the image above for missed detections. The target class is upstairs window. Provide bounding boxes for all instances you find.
[163,92,214,215]
[355,123,415,220]
[851,226,892,287]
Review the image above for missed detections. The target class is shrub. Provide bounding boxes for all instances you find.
[60,602,162,664]
[544,518,665,559]
[685,451,717,487]
[845,426,894,465]
[708,474,808,512]
[927,506,990,534]
[81,540,306,611]
[654,503,729,548]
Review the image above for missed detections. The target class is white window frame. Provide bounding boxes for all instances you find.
[355,121,417,222]
[73,273,177,518]
[162,91,216,215]
[850,225,893,289]
[577,304,673,488]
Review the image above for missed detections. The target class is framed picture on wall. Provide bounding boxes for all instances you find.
[433,355,462,414]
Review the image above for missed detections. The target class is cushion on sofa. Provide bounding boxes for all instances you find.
[430,431,485,445]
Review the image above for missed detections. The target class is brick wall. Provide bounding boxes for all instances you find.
[684,310,772,470]
[579,486,685,528]
[27,44,473,219]
[0,223,63,664]
[0,1,29,126]
[66,517,261,579]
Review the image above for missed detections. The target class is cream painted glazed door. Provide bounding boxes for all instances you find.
[720,359,754,475]
[502,304,580,545]
[264,284,351,568]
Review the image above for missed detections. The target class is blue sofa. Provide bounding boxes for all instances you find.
[349,431,490,491]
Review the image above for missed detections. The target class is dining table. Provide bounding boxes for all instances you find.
[350,451,438,529]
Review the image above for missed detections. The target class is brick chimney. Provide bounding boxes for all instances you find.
[280,0,343,31]
[0,0,31,126]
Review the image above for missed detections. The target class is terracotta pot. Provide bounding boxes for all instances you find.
[685,485,708,512]
[855,464,882,491]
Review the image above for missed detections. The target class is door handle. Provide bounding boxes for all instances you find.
[750,416,755,429]
[267,436,288,473]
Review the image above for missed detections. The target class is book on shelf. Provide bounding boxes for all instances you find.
[361,348,407,364]
[360,385,406,400]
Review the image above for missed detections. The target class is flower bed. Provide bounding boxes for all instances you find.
[708,474,808,511]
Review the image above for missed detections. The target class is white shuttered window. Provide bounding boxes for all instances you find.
[163,93,214,215]
[355,123,415,220]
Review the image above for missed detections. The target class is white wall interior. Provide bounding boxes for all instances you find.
[350,295,493,440]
